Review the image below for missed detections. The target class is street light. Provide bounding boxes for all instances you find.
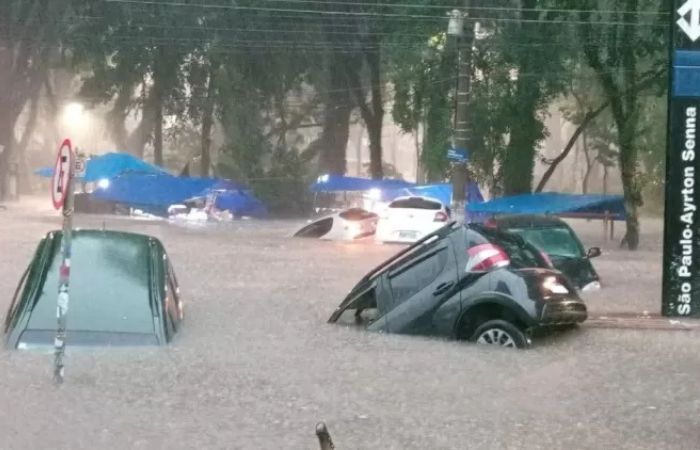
[447,9,464,37]
[63,102,85,125]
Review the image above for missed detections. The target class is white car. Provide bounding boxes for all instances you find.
[294,208,378,241]
[374,196,450,244]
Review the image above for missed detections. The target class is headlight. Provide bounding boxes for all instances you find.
[541,276,569,295]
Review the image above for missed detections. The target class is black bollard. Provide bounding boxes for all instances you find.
[316,422,335,450]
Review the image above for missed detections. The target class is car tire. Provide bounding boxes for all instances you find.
[470,319,530,349]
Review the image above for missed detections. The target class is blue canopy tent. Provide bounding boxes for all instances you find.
[467,192,626,223]
[34,152,167,182]
[310,174,415,192]
[92,172,267,218]
[381,182,484,206]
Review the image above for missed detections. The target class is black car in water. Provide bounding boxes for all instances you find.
[484,215,602,291]
[5,229,183,349]
[328,222,587,348]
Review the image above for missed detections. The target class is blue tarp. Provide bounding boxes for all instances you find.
[310,174,415,192]
[34,152,167,182]
[92,172,267,218]
[467,192,626,222]
[382,183,484,206]
[212,190,268,218]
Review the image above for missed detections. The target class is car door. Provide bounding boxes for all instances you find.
[383,238,459,335]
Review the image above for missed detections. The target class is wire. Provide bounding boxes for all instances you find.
[1,19,667,49]
[103,0,668,27]
[106,0,670,17]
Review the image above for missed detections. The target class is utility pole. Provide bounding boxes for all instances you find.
[447,3,475,223]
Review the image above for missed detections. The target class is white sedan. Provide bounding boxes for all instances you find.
[374,196,450,244]
[294,208,378,241]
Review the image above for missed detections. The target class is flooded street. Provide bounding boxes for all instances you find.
[1,202,698,449]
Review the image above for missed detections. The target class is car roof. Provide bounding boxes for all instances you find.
[491,214,568,228]
[388,196,444,205]
[7,229,166,342]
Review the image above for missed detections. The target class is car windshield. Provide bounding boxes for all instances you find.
[508,226,584,258]
[25,233,155,340]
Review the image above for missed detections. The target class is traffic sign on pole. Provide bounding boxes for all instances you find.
[51,139,74,210]
[663,2,700,317]
[52,138,76,384]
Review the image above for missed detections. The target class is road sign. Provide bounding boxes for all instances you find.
[678,0,700,42]
[52,138,77,385]
[663,3,700,317]
[447,147,470,163]
[51,139,74,210]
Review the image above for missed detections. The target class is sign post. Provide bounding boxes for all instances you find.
[663,2,700,317]
[52,139,75,384]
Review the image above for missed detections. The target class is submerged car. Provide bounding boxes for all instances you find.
[4,229,183,349]
[485,215,602,291]
[329,222,587,348]
[374,196,451,244]
[294,208,378,241]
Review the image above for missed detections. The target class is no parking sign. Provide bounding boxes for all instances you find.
[51,139,74,210]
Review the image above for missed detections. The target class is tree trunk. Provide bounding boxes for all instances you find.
[502,0,541,195]
[535,101,609,192]
[603,165,608,195]
[366,45,384,180]
[317,53,352,175]
[581,131,591,194]
[200,62,219,177]
[502,84,540,194]
[15,92,41,194]
[153,52,164,166]
[367,120,383,180]
[154,100,163,166]
[618,120,641,250]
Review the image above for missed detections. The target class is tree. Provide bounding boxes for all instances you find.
[575,0,668,249]
[0,0,69,199]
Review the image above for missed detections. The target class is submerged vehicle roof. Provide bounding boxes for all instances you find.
[5,229,170,348]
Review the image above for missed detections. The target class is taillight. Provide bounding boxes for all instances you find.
[466,243,510,273]
[434,211,448,222]
[540,251,554,268]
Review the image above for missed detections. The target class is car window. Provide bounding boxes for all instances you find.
[509,227,584,258]
[294,217,334,238]
[389,198,441,210]
[389,248,448,304]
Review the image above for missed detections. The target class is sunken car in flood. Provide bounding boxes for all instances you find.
[329,222,587,348]
[294,208,378,241]
[485,215,602,291]
[4,229,183,349]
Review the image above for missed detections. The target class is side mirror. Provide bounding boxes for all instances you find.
[466,243,511,273]
[587,247,602,259]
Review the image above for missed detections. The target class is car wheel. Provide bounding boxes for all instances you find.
[470,319,530,349]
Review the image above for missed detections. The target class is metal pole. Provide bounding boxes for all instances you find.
[54,150,75,385]
[450,1,475,224]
